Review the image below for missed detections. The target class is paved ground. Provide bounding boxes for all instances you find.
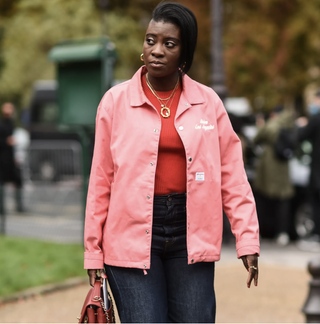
[0,239,318,323]
[0,182,83,243]
[1,182,319,322]
[5,213,83,243]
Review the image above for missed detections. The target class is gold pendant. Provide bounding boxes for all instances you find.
[161,106,170,118]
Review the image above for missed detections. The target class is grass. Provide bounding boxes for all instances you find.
[0,235,86,297]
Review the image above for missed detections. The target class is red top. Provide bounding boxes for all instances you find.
[142,73,186,195]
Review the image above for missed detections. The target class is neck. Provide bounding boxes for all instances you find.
[147,71,180,91]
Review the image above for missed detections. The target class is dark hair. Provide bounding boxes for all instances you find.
[152,2,198,74]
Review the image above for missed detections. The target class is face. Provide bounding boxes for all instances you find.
[314,96,320,107]
[2,103,14,118]
[143,20,182,79]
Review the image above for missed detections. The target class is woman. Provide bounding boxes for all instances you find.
[253,107,295,244]
[0,102,24,214]
[84,2,259,323]
[297,92,320,244]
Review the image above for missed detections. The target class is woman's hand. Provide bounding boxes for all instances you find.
[240,254,259,288]
[87,269,107,287]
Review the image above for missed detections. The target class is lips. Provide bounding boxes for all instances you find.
[150,61,164,67]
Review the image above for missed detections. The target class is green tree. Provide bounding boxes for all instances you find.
[0,0,102,107]
[102,11,146,81]
[0,0,145,108]
[223,0,320,110]
[0,0,20,81]
[2,0,320,113]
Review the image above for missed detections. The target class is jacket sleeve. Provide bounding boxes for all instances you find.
[84,91,114,269]
[216,99,260,258]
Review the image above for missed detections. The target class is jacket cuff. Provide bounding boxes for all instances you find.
[84,252,104,270]
[236,239,260,259]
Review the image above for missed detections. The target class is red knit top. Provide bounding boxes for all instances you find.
[142,73,186,195]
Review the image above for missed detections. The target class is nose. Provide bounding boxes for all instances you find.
[151,43,164,57]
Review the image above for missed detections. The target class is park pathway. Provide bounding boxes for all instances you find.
[0,240,315,323]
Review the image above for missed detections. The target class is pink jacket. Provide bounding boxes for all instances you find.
[84,66,260,270]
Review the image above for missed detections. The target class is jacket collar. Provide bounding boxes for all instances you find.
[129,66,205,108]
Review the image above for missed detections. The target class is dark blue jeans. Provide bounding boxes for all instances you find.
[105,193,216,323]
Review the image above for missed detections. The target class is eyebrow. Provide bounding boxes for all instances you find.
[146,33,180,42]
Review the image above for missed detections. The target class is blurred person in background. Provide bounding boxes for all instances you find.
[296,90,320,245]
[0,102,24,214]
[84,2,260,323]
[253,106,295,246]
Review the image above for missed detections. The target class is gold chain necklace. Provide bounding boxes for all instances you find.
[146,73,180,118]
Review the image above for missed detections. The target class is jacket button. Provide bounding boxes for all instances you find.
[188,157,192,162]
[150,162,154,166]
[147,195,151,199]
[154,129,158,132]
[146,230,149,234]
[144,264,147,268]
[191,259,194,263]
[179,126,184,131]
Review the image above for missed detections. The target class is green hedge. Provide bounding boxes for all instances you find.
[0,235,86,296]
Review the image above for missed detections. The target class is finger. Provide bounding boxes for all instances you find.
[247,257,258,272]
[254,269,259,287]
[241,256,249,271]
[98,269,107,284]
[87,269,97,287]
[247,266,258,288]
[247,271,254,288]
[99,269,107,279]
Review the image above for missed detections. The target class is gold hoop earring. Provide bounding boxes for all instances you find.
[140,53,144,61]
[182,62,186,69]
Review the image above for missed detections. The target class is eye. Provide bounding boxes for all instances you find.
[146,37,155,45]
[165,41,176,48]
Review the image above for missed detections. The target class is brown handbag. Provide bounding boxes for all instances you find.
[78,279,115,323]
